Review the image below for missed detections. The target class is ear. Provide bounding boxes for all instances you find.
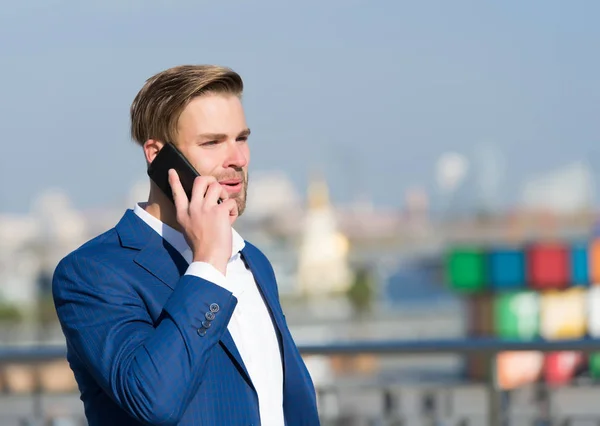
[143,139,164,165]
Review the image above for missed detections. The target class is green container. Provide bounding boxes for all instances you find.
[446,247,486,293]
[493,291,540,340]
[590,353,600,379]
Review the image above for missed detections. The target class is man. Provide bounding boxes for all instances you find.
[52,65,320,426]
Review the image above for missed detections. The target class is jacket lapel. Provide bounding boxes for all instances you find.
[134,236,188,290]
[116,210,254,390]
[116,210,188,289]
[219,333,254,390]
[241,246,287,376]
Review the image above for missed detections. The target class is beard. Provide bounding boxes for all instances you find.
[219,169,248,216]
[234,174,248,216]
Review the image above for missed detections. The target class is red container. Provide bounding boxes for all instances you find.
[544,351,584,386]
[527,243,569,289]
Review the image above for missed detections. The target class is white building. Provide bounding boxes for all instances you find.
[297,174,352,297]
[520,161,595,214]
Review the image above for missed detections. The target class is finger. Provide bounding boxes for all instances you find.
[168,169,189,213]
[204,181,223,206]
[190,176,214,206]
[218,185,230,202]
[222,199,238,220]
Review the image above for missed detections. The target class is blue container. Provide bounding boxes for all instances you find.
[571,244,589,286]
[488,248,526,290]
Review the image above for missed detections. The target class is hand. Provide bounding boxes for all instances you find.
[168,169,239,275]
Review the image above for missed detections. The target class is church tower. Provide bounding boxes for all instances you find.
[297,173,352,296]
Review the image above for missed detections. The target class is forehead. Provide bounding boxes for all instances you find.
[177,93,246,136]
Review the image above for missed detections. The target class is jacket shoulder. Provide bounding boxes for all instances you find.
[57,227,120,266]
[52,225,138,288]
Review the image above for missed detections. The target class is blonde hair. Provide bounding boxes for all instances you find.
[130,64,243,146]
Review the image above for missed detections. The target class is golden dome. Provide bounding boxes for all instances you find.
[307,172,330,210]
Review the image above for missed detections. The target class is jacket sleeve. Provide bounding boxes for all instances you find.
[52,252,236,426]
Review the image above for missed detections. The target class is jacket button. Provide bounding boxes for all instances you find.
[197,328,206,337]
[209,303,220,313]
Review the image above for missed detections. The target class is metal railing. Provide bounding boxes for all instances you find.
[300,338,600,426]
[4,339,600,425]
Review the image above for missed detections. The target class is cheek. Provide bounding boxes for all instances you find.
[242,144,251,164]
[185,148,219,175]
[188,158,215,176]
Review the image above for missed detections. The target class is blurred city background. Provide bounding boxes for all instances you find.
[2,1,600,425]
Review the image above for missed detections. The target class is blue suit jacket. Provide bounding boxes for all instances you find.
[52,210,320,426]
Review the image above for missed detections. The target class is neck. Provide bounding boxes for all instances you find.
[144,183,182,232]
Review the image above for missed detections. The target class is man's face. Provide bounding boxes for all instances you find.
[175,93,250,216]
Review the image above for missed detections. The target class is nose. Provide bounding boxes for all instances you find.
[224,140,249,169]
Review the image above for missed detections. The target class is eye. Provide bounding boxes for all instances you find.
[202,140,218,146]
[236,136,248,143]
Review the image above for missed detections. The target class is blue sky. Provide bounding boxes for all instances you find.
[1,0,599,214]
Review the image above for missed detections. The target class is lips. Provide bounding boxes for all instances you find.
[219,178,243,194]
[219,179,242,186]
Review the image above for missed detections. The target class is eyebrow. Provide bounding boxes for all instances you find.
[197,128,251,141]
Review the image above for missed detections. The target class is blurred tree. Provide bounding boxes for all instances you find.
[37,296,58,325]
[346,266,374,316]
[0,303,22,323]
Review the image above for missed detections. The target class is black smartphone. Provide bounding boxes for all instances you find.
[147,142,200,204]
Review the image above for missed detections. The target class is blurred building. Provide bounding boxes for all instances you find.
[243,170,302,220]
[0,189,88,307]
[297,174,352,297]
[520,161,594,215]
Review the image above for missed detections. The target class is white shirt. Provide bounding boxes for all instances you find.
[134,203,284,426]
